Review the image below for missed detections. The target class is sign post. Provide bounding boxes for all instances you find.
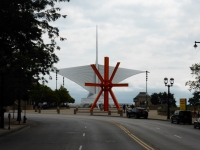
[180,98,186,111]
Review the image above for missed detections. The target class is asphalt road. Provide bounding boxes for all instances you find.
[0,114,199,150]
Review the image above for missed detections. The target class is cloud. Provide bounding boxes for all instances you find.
[41,0,200,104]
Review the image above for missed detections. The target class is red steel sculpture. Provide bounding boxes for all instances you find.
[85,57,128,111]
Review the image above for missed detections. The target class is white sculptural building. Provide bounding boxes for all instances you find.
[56,27,145,104]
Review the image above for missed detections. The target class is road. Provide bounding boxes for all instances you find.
[0,114,199,150]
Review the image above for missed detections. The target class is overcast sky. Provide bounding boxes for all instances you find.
[44,0,200,105]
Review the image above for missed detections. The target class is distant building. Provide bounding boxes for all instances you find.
[134,92,151,106]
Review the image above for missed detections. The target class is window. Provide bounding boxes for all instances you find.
[174,110,179,115]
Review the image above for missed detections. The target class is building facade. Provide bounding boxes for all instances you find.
[134,92,151,106]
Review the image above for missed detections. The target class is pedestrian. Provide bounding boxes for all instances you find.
[126,105,129,111]
[131,104,134,109]
[123,104,125,113]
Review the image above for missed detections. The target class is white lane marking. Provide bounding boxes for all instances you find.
[79,145,82,150]
[83,133,85,136]
[174,135,181,138]
[85,126,87,128]
[156,127,160,130]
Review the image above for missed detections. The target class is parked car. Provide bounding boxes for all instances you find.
[194,118,200,129]
[171,110,192,124]
[126,107,148,119]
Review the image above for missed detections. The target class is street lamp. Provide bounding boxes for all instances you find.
[0,75,5,128]
[13,104,15,119]
[146,71,150,106]
[23,99,27,123]
[63,77,64,87]
[164,77,174,119]
[194,41,200,48]
[0,58,9,128]
[56,70,58,90]
[16,89,22,124]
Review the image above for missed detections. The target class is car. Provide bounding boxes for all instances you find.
[126,107,148,119]
[194,118,200,129]
[171,110,192,124]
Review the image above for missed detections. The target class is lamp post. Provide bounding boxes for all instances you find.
[194,41,200,48]
[0,74,5,128]
[146,71,150,106]
[13,104,15,119]
[56,70,58,90]
[16,90,21,124]
[55,70,59,112]
[23,100,27,123]
[164,77,174,119]
[63,77,64,87]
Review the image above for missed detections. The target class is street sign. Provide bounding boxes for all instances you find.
[180,98,186,111]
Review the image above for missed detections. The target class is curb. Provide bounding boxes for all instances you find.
[0,121,36,137]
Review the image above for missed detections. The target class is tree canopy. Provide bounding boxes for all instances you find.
[29,83,58,104]
[29,83,74,106]
[150,92,177,107]
[0,0,70,106]
[188,91,200,106]
[185,63,200,91]
[55,85,70,104]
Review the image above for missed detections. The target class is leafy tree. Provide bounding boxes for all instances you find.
[42,88,60,105]
[150,92,177,107]
[29,83,60,106]
[0,0,70,126]
[69,97,75,103]
[55,85,75,105]
[188,91,200,106]
[150,93,160,105]
[185,63,200,91]
[0,0,70,104]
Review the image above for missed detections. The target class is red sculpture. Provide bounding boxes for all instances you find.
[85,57,128,111]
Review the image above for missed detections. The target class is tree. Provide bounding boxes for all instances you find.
[150,93,160,105]
[185,63,200,91]
[0,0,70,127]
[150,92,177,107]
[28,84,75,107]
[55,85,75,105]
[69,97,75,103]
[188,91,200,106]
[0,0,70,102]
[42,88,60,105]
[29,83,60,106]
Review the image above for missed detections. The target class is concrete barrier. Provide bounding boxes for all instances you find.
[35,106,37,112]
[119,110,123,116]
[90,110,93,115]
[108,111,111,115]
[73,108,123,116]
[57,108,60,114]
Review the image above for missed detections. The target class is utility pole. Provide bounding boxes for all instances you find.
[146,71,149,106]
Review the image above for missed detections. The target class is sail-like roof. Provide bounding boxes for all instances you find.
[57,64,145,94]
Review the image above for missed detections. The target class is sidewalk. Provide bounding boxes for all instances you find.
[0,116,29,137]
[0,109,197,136]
